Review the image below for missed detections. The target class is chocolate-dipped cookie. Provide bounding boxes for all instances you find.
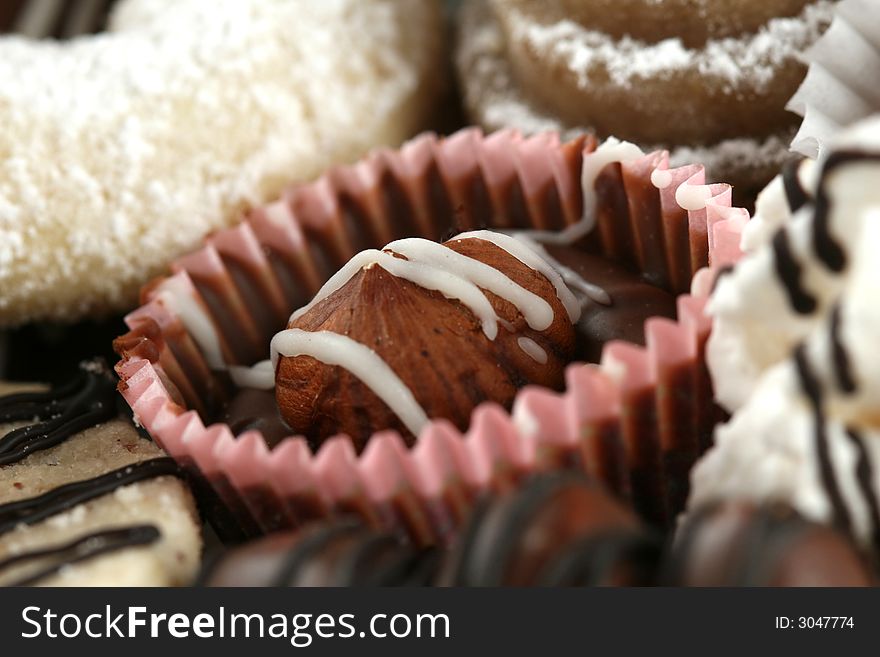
[200,474,662,588]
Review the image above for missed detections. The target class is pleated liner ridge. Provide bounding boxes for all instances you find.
[114,128,747,545]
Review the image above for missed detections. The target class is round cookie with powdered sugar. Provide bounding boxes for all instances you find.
[0,361,202,586]
[0,0,447,327]
[455,0,835,202]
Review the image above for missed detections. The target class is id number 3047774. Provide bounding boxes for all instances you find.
[775,617,854,629]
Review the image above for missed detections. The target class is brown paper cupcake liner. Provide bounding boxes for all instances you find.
[114,127,747,544]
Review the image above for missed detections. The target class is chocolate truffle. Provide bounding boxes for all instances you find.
[666,501,876,586]
[200,518,438,587]
[438,472,660,586]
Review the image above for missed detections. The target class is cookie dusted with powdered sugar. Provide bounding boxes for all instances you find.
[455,0,835,201]
[0,0,447,326]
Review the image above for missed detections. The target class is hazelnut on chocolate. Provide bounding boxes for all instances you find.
[273,234,577,450]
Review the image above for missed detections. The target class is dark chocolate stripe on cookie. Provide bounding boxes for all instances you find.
[810,151,878,273]
[844,428,880,556]
[0,525,160,586]
[829,303,856,394]
[793,344,852,533]
[782,157,809,213]
[0,370,86,419]
[445,495,491,586]
[710,264,735,294]
[0,458,181,536]
[344,538,438,587]
[0,364,117,466]
[772,229,816,314]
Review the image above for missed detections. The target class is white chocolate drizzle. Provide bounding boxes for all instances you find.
[578,138,646,238]
[159,280,277,390]
[676,183,714,212]
[509,233,612,309]
[451,230,586,319]
[229,361,274,390]
[157,279,226,372]
[483,139,646,250]
[270,329,430,437]
[486,138,651,310]
[384,236,558,332]
[651,168,673,189]
[290,230,580,340]
[517,337,548,364]
[354,250,499,339]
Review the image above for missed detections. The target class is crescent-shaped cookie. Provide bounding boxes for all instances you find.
[0,0,447,326]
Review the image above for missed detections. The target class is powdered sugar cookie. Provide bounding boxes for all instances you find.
[0,0,447,327]
[502,0,817,44]
[456,0,834,200]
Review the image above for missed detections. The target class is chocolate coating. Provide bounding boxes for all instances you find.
[545,244,677,362]
[201,518,437,587]
[667,501,876,586]
[439,472,658,586]
[220,388,291,448]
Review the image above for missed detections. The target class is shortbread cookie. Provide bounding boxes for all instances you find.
[0,0,447,326]
[0,362,202,586]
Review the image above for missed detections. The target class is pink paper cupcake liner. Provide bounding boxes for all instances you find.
[114,127,747,545]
